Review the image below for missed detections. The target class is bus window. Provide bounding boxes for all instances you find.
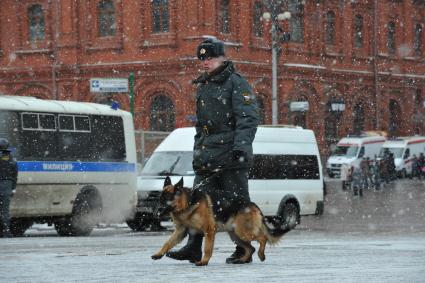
[249,154,320,180]
[39,114,56,130]
[75,116,90,132]
[21,113,39,130]
[59,115,74,131]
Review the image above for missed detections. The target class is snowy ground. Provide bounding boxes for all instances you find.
[1,179,425,283]
[1,226,425,283]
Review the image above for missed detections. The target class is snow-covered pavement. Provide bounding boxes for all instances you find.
[1,227,425,283]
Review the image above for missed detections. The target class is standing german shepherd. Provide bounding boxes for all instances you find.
[151,177,291,266]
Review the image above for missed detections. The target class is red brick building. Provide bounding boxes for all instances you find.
[0,0,424,154]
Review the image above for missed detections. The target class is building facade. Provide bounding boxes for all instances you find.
[0,0,424,155]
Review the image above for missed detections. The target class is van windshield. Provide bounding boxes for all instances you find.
[332,145,359,157]
[141,151,194,176]
[378,147,404,158]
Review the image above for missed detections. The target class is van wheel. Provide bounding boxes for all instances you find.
[55,188,102,236]
[282,202,299,230]
[126,214,149,232]
[10,218,34,237]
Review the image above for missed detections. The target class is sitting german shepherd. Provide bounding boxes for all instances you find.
[151,177,291,266]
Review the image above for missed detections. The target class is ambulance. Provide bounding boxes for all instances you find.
[378,136,425,177]
[326,133,386,178]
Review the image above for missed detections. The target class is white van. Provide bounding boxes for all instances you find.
[326,133,386,178]
[127,126,324,231]
[379,136,425,177]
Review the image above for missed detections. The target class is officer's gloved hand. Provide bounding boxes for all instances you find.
[232,150,247,162]
[11,190,16,197]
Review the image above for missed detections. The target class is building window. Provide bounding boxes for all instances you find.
[150,94,175,131]
[353,14,363,48]
[253,1,263,37]
[353,103,364,135]
[387,21,396,54]
[218,0,230,34]
[325,11,336,46]
[256,96,265,124]
[98,0,116,37]
[288,0,304,43]
[28,4,45,41]
[152,0,169,33]
[414,24,422,56]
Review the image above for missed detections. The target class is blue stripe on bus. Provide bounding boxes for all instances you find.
[17,161,136,172]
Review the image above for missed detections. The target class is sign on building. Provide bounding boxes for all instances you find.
[90,78,129,93]
[290,101,309,112]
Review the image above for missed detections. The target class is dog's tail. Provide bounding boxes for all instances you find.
[261,216,292,245]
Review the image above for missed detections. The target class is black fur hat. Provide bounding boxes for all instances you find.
[196,38,225,60]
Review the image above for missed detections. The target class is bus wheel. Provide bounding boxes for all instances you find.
[10,218,34,237]
[281,202,300,230]
[126,214,149,232]
[55,188,102,236]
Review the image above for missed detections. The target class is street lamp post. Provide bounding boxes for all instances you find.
[263,8,291,125]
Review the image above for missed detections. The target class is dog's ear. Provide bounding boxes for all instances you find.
[175,177,184,189]
[163,176,172,187]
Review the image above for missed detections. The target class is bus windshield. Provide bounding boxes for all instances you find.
[332,145,359,157]
[141,151,194,176]
[379,147,404,158]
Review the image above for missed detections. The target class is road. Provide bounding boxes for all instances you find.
[1,179,424,283]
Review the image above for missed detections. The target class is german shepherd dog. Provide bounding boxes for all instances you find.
[151,176,291,266]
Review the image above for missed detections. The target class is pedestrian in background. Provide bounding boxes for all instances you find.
[418,153,425,180]
[165,37,259,264]
[0,138,18,238]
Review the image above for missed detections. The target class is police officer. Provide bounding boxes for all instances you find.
[0,138,18,238]
[166,38,259,264]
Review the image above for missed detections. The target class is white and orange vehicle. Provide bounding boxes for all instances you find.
[378,136,425,177]
[326,133,386,178]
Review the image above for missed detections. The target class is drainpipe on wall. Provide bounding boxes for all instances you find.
[51,0,60,100]
[373,0,380,130]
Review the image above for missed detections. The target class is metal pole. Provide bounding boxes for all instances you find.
[129,72,135,116]
[373,0,380,130]
[271,24,278,125]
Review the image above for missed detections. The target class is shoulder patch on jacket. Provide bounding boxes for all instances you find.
[242,92,252,104]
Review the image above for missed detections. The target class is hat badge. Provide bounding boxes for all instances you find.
[200,48,206,55]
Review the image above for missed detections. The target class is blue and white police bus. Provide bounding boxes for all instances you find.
[0,95,137,236]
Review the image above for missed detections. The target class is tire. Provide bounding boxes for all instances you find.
[9,218,34,237]
[281,202,300,230]
[55,188,102,236]
[126,214,150,232]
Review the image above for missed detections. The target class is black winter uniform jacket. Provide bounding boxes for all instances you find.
[192,61,259,174]
[0,151,18,187]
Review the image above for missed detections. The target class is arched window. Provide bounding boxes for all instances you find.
[218,0,230,34]
[414,24,422,56]
[150,94,175,131]
[253,1,263,37]
[98,0,116,37]
[353,103,365,135]
[28,4,45,41]
[325,11,336,46]
[288,0,304,43]
[256,96,265,125]
[152,0,169,33]
[353,15,363,48]
[387,21,396,54]
[389,99,401,138]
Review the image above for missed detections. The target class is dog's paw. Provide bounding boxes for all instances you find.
[195,260,208,266]
[151,254,164,260]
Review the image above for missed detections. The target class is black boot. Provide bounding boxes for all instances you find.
[166,233,203,263]
[225,245,254,264]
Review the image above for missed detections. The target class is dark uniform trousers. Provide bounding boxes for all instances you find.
[193,168,251,222]
[0,180,13,237]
